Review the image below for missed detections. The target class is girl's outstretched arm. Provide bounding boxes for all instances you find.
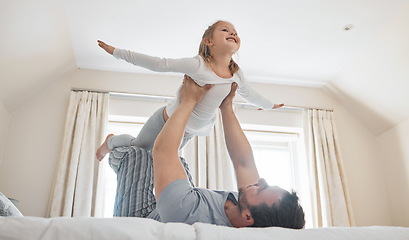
[235,69,284,110]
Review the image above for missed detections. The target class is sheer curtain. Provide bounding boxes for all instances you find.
[303,109,355,227]
[48,91,109,217]
[181,109,236,191]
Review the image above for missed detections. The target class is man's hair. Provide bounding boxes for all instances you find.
[248,191,305,229]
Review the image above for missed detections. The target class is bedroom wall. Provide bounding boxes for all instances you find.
[0,102,10,168]
[377,117,409,227]
[0,69,392,226]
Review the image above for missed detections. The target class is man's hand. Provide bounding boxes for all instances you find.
[219,82,238,111]
[180,75,213,105]
[97,40,115,55]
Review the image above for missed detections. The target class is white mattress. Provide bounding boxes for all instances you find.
[1,216,408,240]
[0,217,195,240]
[194,222,409,240]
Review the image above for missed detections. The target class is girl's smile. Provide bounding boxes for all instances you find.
[210,21,241,52]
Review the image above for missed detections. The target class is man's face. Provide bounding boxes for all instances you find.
[237,178,286,211]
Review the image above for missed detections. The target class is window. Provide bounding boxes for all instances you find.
[245,130,295,192]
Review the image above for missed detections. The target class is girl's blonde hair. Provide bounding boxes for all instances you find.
[198,20,240,75]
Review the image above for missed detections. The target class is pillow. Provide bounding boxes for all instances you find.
[0,192,23,217]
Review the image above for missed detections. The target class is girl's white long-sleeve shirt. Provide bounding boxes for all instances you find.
[113,48,274,136]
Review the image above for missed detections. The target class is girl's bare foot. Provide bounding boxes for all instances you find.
[96,134,114,161]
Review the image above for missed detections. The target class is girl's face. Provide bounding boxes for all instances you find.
[208,21,241,53]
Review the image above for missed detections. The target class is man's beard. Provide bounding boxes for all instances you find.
[237,186,248,212]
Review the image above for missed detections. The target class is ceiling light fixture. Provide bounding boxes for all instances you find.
[344,24,354,31]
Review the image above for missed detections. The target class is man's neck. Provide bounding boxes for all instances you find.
[224,198,246,228]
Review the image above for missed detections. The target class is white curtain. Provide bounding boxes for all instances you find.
[181,109,236,191]
[48,91,109,217]
[303,109,355,227]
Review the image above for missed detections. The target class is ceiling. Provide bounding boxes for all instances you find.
[1,0,409,135]
[64,0,407,87]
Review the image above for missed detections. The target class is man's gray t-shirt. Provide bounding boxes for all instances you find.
[147,179,238,226]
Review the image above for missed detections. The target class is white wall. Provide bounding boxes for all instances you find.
[0,79,69,216]
[0,69,392,226]
[377,116,409,227]
[0,102,10,168]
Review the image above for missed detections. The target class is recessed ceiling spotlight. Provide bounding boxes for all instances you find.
[344,24,354,31]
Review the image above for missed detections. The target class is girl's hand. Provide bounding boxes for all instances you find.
[97,40,115,55]
[257,103,284,110]
[273,103,284,109]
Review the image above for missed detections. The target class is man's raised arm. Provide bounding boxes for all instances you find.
[219,83,260,189]
[152,75,212,201]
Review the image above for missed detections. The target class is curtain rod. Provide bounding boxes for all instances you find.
[71,88,333,112]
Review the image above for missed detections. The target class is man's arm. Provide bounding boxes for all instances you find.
[219,83,260,189]
[152,76,212,201]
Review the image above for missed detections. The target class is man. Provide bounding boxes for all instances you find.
[108,75,305,229]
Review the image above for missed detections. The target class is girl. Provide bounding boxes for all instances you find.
[96,20,283,161]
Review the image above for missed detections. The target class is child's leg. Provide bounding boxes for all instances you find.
[96,134,136,161]
[131,106,167,152]
[98,106,195,162]
[107,134,136,149]
[97,106,167,161]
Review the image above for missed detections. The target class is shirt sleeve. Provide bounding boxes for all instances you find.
[235,69,274,109]
[156,179,199,224]
[113,48,200,76]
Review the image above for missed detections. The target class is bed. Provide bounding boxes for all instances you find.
[1,216,409,240]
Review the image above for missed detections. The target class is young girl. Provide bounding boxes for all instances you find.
[96,20,283,161]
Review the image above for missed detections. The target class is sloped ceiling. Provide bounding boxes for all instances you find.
[1,0,408,136]
[326,3,409,135]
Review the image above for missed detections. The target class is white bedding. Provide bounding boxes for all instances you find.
[194,222,409,240]
[0,217,195,240]
[1,216,408,240]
